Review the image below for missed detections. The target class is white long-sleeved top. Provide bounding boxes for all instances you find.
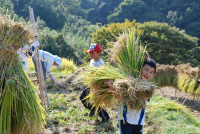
[37,50,55,72]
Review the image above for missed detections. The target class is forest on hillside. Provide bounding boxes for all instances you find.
[0,0,199,66]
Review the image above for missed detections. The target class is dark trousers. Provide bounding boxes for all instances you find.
[119,120,143,134]
[32,56,47,80]
[80,88,110,120]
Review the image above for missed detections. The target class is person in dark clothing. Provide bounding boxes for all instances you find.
[79,44,110,123]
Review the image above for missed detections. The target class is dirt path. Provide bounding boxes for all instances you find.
[156,87,200,120]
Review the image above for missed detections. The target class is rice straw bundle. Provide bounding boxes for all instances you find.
[81,65,127,109]
[187,78,198,95]
[154,64,177,87]
[83,65,157,111]
[154,63,200,96]
[113,78,156,110]
[0,15,45,133]
[195,85,200,96]
[109,29,147,77]
[81,30,157,111]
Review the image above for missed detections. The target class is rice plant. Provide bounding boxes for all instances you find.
[0,14,45,133]
[109,29,146,77]
[154,64,200,97]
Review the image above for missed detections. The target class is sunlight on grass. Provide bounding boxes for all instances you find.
[28,57,77,75]
[145,95,200,134]
[28,57,35,70]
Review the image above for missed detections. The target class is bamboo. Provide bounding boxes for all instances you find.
[29,6,49,110]
[182,93,191,105]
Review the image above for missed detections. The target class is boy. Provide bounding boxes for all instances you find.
[108,58,156,134]
[80,43,110,123]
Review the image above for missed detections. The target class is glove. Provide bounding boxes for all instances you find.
[47,72,55,82]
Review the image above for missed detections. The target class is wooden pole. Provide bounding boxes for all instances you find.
[28,6,49,110]
[182,93,191,105]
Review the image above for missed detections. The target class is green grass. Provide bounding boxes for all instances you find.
[45,87,119,133]
[27,68,200,134]
[145,95,200,134]
[43,81,200,134]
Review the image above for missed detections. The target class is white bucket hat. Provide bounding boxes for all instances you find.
[54,56,62,69]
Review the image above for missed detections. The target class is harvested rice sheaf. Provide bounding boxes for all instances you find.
[154,63,200,96]
[0,15,45,134]
[113,78,157,110]
[88,77,157,111]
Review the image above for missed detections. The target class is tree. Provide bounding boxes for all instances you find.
[81,0,123,24]
[91,21,199,66]
[92,19,136,59]
[39,32,81,64]
[107,0,147,23]
[0,0,15,16]
[138,21,198,65]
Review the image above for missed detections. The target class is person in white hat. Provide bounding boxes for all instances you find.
[32,49,62,82]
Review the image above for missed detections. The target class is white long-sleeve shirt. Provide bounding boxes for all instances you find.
[38,50,55,72]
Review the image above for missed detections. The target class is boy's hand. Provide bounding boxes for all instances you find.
[127,76,135,80]
[108,80,122,101]
[142,97,149,101]
[107,80,114,88]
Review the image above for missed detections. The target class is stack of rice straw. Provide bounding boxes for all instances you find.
[0,14,45,133]
[79,29,158,111]
[155,63,200,96]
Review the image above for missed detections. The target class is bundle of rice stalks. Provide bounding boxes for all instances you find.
[194,84,200,96]
[177,73,191,93]
[113,78,157,110]
[176,63,199,78]
[84,65,157,111]
[154,63,200,97]
[154,64,177,87]
[108,29,147,77]
[83,65,127,109]
[0,15,45,133]
[187,78,198,95]
[82,30,157,111]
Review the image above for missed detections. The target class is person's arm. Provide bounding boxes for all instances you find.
[142,97,149,101]
[107,80,121,101]
[127,75,135,80]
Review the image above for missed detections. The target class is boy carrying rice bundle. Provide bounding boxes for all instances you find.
[108,58,156,134]
[80,30,157,133]
[79,43,110,124]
